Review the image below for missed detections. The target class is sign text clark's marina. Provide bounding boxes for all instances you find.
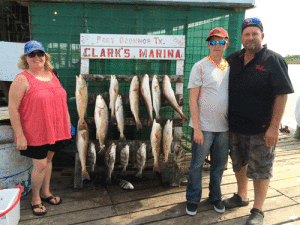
[82,47,183,59]
[80,34,185,60]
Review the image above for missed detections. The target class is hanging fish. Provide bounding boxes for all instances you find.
[120,145,130,176]
[135,143,147,178]
[75,74,88,130]
[141,74,153,127]
[94,94,109,153]
[76,122,90,181]
[150,119,162,172]
[115,95,126,141]
[119,179,134,190]
[152,75,161,122]
[129,76,143,130]
[163,75,188,122]
[87,142,97,174]
[105,143,116,184]
[109,75,119,121]
[163,120,173,164]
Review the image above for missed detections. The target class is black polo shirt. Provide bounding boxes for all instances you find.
[226,45,294,135]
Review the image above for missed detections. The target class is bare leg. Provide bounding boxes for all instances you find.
[31,158,47,213]
[41,151,60,204]
[253,179,270,211]
[236,165,249,201]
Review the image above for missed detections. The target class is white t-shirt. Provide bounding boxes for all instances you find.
[188,56,229,132]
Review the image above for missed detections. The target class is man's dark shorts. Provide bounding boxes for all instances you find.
[229,132,276,180]
[20,139,68,160]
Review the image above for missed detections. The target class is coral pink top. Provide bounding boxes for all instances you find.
[16,71,71,146]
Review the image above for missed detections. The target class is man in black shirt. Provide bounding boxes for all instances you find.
[223,18,294,225]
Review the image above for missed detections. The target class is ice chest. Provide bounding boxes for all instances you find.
[0,185,23,225]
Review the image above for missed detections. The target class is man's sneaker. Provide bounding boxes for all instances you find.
[222,193,249,209]
[213,200,225,213]
[186,203,197,216]
[246,208,264,225]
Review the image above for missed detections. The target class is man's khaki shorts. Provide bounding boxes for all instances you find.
[229,132,276,180]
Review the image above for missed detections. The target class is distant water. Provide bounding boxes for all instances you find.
[282,64,300,130]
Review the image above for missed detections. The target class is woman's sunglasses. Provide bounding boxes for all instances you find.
[27,51,45,58]
[209,40,226,46]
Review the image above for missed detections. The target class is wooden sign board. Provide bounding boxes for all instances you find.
[80,34,185,60]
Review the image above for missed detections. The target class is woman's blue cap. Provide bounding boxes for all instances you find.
[24,40,45,54]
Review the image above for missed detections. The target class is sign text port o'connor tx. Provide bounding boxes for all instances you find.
[80,34,185,60]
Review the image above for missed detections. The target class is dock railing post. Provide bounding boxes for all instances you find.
[171,59,185,187]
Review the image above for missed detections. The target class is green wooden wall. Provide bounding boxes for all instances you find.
[29,2,245,151]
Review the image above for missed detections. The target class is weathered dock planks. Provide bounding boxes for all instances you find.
[18,134,300,225]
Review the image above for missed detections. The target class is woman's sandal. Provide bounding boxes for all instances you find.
[31,203,47,216]
[41,195,62,205]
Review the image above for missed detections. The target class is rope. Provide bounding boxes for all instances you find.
[0,185,23,218]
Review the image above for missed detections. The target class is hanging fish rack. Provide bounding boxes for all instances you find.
[74,74,185,188]
[87,75,183,152]
[75,33,186,189]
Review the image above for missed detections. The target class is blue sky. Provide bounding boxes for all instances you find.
[245,0,299,56]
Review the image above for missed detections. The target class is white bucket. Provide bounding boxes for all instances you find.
[0,186,22,225]
[0,126,14,144]
[0,143,33,196]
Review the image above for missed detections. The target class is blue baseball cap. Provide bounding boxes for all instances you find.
[24,40,45,54]
[242,18,263,32]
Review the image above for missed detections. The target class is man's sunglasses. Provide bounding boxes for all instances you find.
[243,18,261,25]
[209,40,226,46]
[27,51,45,58]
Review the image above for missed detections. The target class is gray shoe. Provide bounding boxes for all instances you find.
[222,193,249,209]
[213,200,225,214]
[186,203,197,216]
[246,208,264,225]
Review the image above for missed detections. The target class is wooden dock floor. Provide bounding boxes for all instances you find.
[18,134,300,225]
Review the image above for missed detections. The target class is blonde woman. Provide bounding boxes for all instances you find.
[8,40,71,216]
